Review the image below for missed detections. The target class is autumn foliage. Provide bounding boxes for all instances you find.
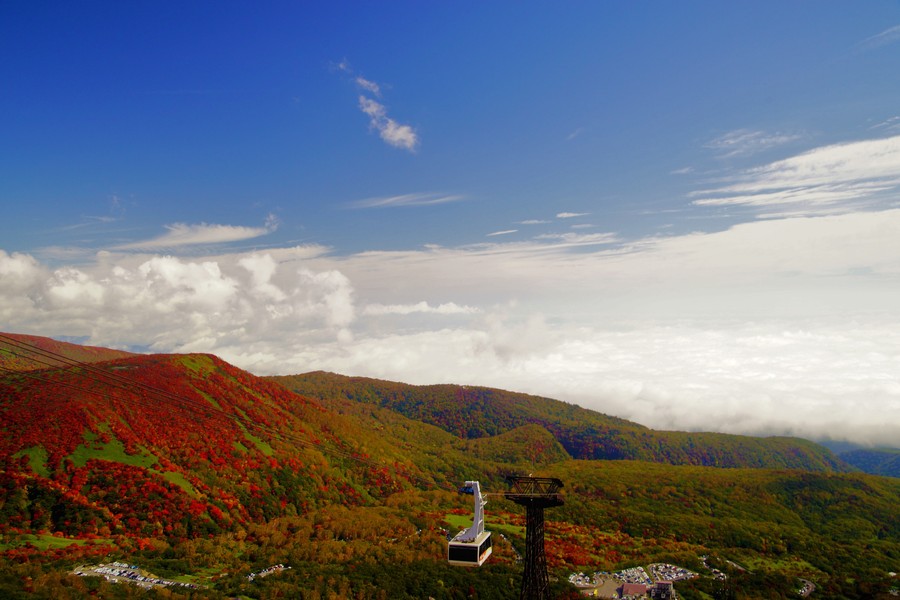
[1,333,899,599]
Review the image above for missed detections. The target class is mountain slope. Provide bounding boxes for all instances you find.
[0,350,450,541]
[270,371,849,472]
[819,440,900,478]
[839,447,900,478]
[0,332,133,372]
[0,334,558,546]
[2,333,898,599]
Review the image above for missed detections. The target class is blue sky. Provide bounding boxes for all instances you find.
[3,3,900,446]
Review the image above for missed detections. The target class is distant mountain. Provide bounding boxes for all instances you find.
[838,448,900,478]
[817,439,866,455]
[819,440,900,478]
[270,371,850,472]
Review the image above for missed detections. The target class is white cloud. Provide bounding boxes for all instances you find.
[115,218,278,251]
[0,251,48,323]
[333,62,416,149]
[0,248,355,357]
[518,219,551,225]
[358,96,418,151]
[349,192,463,208]
[238,253,287,302]
[4,207,900,446]
[355,76,381,96]
[0,250,43,284]
[136,256,239,313]
[671,166,694,175]
[692,134,900,215]
[556,212,589,219]
[281,317,900,447]
[705,128,804,158]
[362,301,479,316]
[46,268,105,307]
[487,230,517,237]
[323,208,900,317]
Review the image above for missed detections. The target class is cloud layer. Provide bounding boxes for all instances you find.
[3,205,900,447]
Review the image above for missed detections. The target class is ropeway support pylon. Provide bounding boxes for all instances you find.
[505,476,564,600]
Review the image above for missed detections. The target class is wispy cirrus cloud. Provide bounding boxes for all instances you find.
[534,232,618,246]
[566,127,585,141]
[857,24,900,51]
[556,212,589,219]
[871,115,900,133]
[705,128,804,158]
[518,219,551,225]
[57,216,120,231]
[487,229,517,237]
[349,192,464,209]
[691,134,900,215]
[114,216,279,251]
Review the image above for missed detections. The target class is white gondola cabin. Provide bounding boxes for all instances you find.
[447,480,492,567]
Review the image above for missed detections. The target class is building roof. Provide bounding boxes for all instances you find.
[621,582,647,595]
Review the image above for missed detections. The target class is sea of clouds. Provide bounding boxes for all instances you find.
[3,207,899,447]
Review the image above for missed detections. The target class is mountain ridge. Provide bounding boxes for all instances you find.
[0,331,134,372]
[838,447,900,478]
[269,370,850,472]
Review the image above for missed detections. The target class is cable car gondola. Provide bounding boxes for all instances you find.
[447,480,492,567]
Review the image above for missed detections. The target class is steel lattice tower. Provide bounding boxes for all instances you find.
[505,476,564,600]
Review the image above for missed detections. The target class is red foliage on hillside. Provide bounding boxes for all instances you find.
[0,332,134,372]
[0,340,420,545]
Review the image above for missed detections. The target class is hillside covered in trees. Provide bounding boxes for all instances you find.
[1,332,899,599]
[271,371,850,471]
[838,447,900,478]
